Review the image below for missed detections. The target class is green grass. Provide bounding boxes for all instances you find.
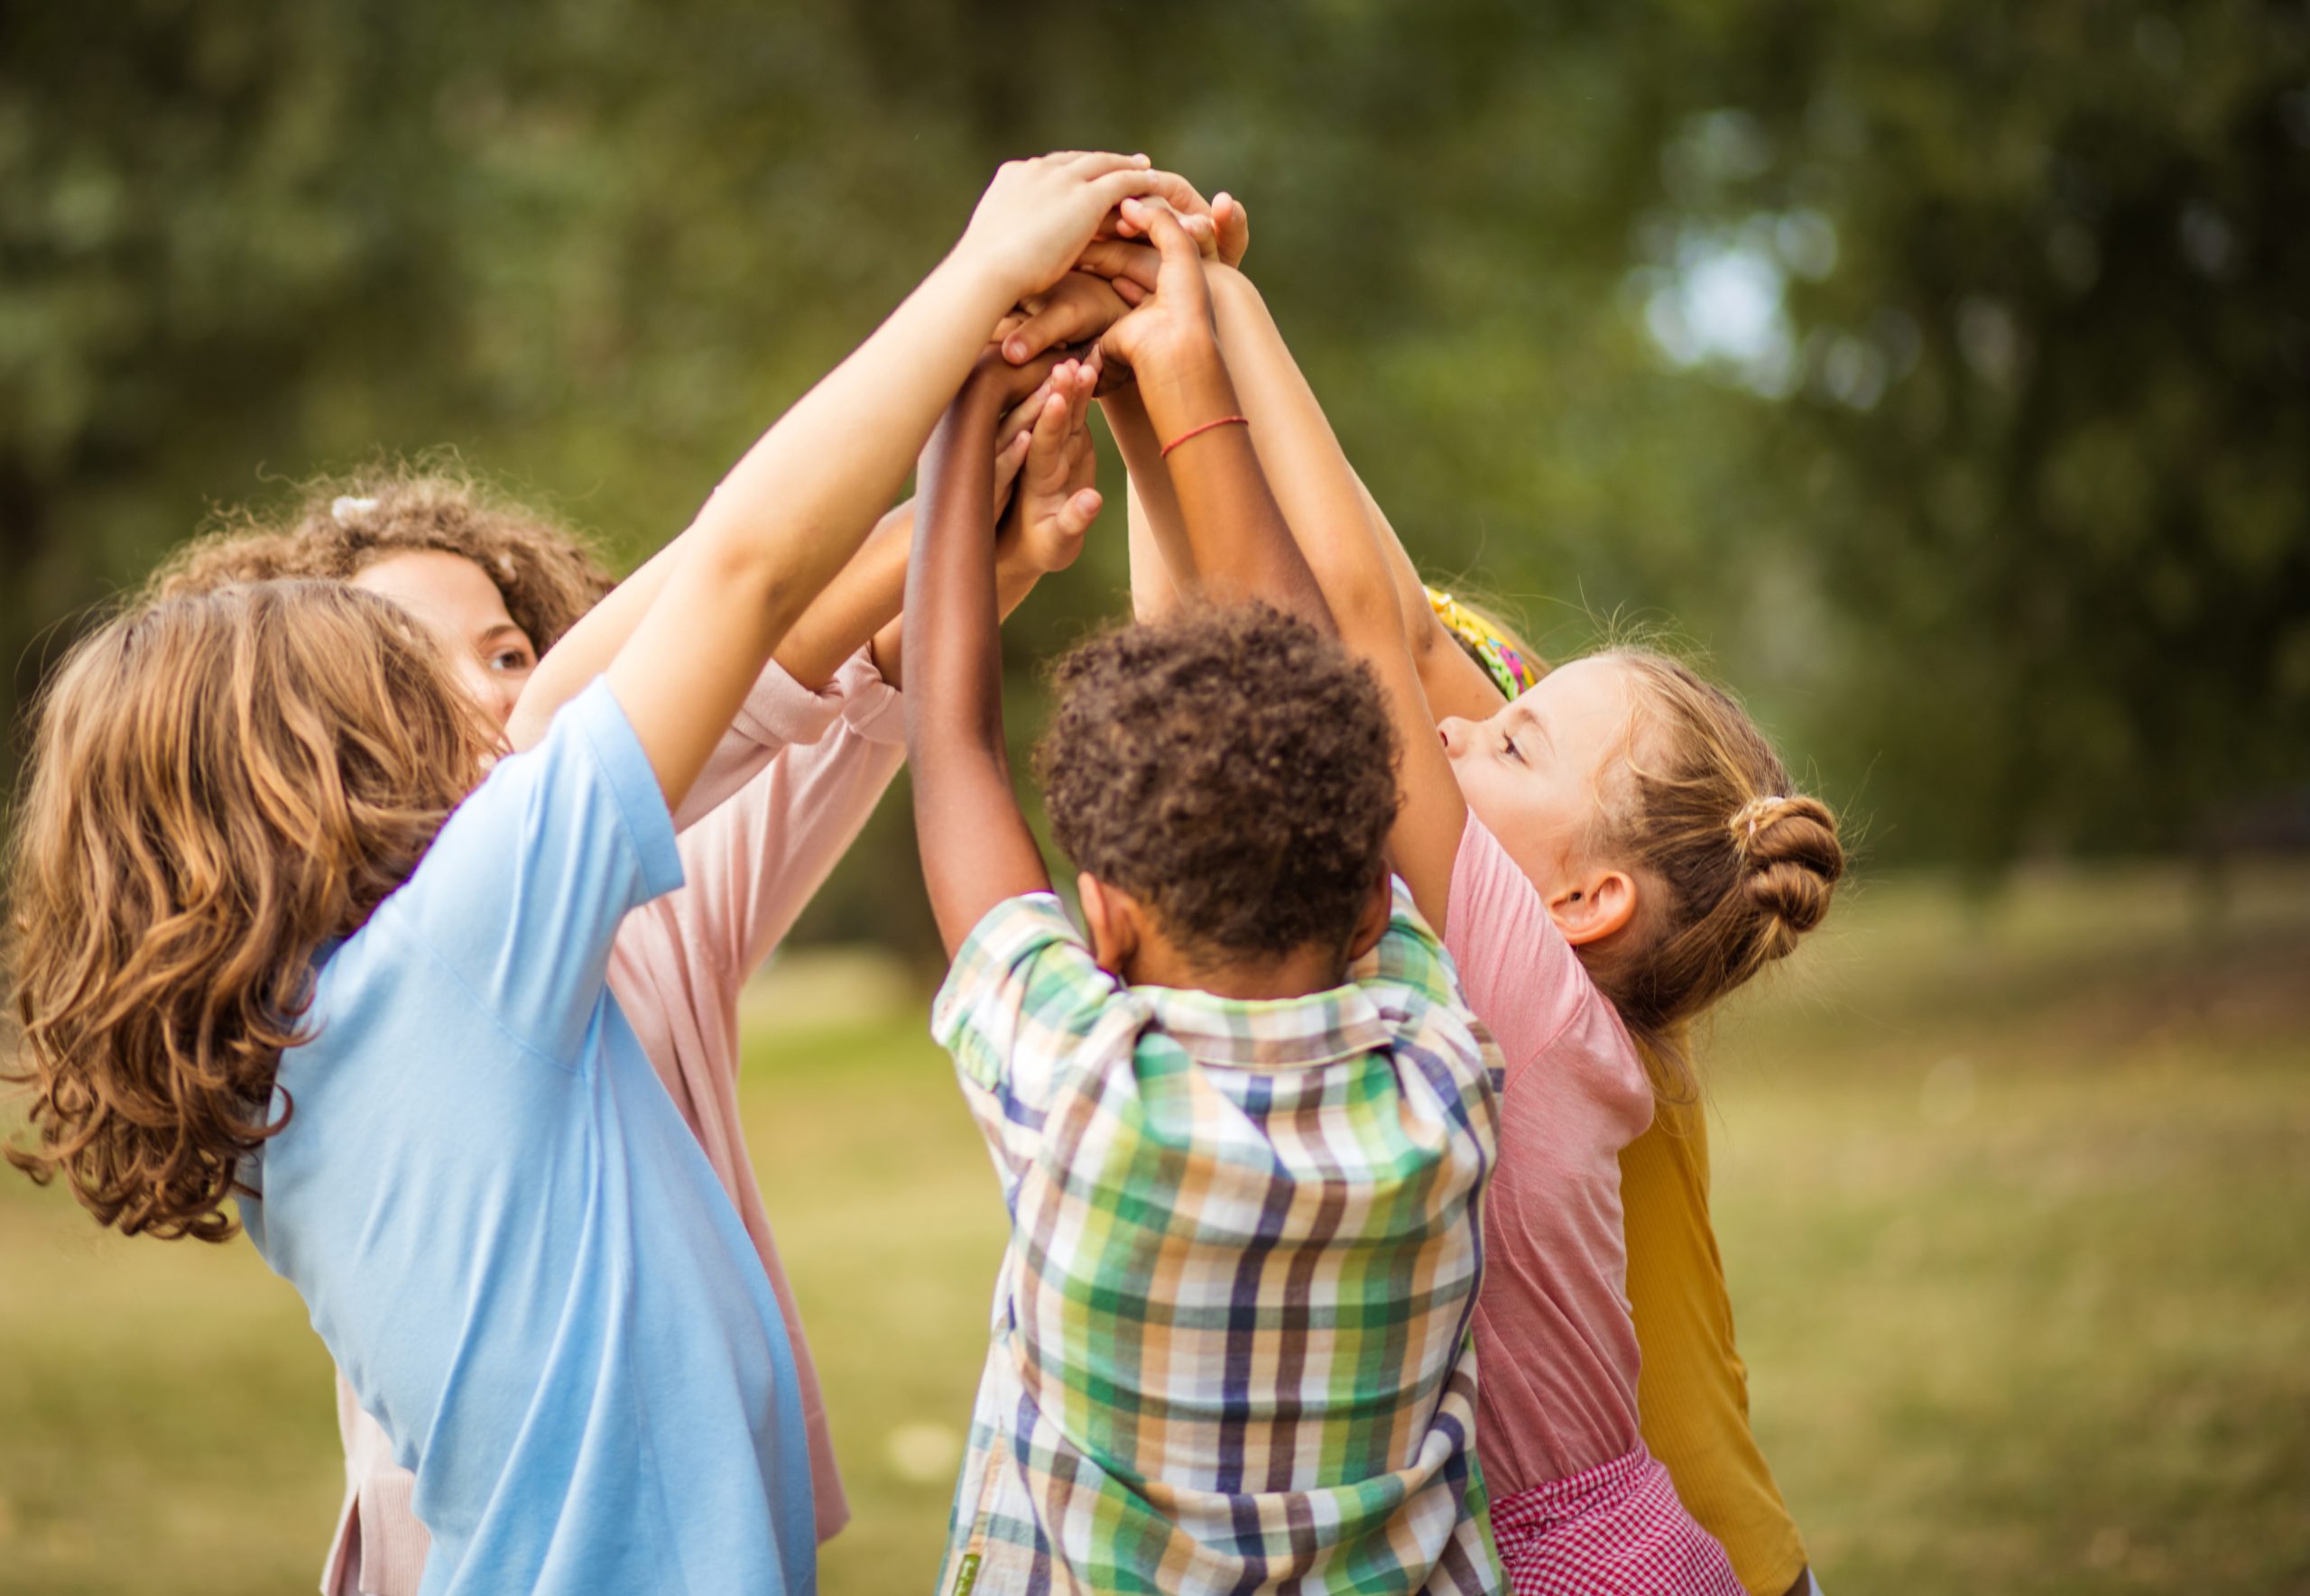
[5,863,2308,1594]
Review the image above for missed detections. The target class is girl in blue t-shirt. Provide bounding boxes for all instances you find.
[4,152,1195,1596]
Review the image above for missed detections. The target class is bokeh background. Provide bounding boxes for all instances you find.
[4,3,2307,1593]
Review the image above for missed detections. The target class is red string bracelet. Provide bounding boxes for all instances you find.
[1160,414,1249,458]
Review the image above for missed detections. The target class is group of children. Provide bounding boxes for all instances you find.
[5,151,1843,1596]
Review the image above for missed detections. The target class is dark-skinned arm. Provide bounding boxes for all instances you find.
[1100,200,1332,629]
[905,356,1059,956]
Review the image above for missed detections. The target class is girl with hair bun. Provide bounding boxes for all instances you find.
[1046,192,1843,1594]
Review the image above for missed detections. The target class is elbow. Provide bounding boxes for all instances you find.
[687,523,809,629]
[1317,557,1407,638]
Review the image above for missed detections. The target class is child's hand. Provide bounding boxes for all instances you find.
[1097,199,1220,386]
[994,271,1136,366]
[956,152,1205,304]
[965,339,1065,411]
[998,355,1102,574]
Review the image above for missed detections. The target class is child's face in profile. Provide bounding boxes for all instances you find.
[351,549,541,733]
[1437,654,1639,902]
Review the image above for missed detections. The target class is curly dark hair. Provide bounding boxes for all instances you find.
[1034,604,1400,966]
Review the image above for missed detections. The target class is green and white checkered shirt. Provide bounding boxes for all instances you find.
[929,880,1507,1594]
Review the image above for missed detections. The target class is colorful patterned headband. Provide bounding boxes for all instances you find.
[1426,587,1541,703]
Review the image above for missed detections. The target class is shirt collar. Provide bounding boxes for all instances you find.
[1132,980,1392,1072]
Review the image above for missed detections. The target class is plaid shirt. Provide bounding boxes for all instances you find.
[929,882,1507,1595]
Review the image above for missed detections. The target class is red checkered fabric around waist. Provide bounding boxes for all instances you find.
[1489,1444,1745,1596]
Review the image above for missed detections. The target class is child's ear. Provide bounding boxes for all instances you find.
[1344,869,1394,963]
[1548,866,1638,946]
[1076,872,1139,975]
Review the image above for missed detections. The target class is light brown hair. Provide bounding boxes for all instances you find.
[1582,650,1844,1102]
[4,582,494,1241]
[149,466,614,652]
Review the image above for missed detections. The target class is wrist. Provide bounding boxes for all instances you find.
[1204,261,1258,303]
[1133,334,1235,440]
[930,246,1027,339]
[1141,357,1247,450]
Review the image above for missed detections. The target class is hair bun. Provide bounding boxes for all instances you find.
[1738,794,1843,941]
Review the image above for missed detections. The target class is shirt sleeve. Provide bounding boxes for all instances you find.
[669,655,853,834]
[386,677,684,1064]
[659,651,909,1006]
[1442,814,1593,1084]
[929,894,1128,1163]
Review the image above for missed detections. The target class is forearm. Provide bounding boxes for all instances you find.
[1101,387,1189,622]
[905,382,1050,952]
[1205,267,1405,639]
[1200,265,1466,922]
[775,500,913,691]
[867,547,1045,690]
[1134,337,1330,623]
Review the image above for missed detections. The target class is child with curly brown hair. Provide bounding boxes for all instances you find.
[1043,197,1843,1595]
[901,201,1506,1594]
[5,151,1197,1596]
[145,428,1101,1594]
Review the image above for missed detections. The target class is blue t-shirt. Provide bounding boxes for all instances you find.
[240,680,815,1596]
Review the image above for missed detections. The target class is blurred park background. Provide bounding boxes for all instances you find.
[3,1,2306,1591]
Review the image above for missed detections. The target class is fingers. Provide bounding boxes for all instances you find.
[1086,164,1198,217]
[1112,278,1148,307]
[990,426,1031,507]
[1056,150,1150,178]
[1114,196,1217,256]
[1001,274,1127,364]
[1121,197,1205,271]
[1213,191,1252,268]
[1067,351,1099,435]
[1024,385,1073,483]
[999,376,1056,447]
[1073,239,1161,292]
[1058,487,1103,540]
[1130,169,1212,220]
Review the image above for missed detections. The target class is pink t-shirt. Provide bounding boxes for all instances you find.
[1445,816,1656,1495]
[323,647,906,1596]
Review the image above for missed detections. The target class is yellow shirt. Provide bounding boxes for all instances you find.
[1620,1100,1808,1596]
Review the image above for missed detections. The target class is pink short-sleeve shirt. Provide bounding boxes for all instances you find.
[1445,815,1656,1495]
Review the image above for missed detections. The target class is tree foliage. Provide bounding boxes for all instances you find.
[3,0,2302,943]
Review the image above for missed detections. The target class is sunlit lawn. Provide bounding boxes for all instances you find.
[5,863,2307,1594]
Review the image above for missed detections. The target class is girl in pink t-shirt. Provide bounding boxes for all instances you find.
[1055,198,1844,1595]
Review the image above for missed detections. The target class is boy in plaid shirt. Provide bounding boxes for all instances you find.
[902,198,1506,1594]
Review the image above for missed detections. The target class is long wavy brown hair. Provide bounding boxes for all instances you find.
[4,582,494,1241]
[147,464,614,652]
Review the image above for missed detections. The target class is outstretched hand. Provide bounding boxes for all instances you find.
[1097,199,1221,383]
[956,152,1207,303]
[999,353,1103,574]
[996,271,1136,366]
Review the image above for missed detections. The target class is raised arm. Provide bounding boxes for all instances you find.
[905,354,1071,955]
[509,152,1199,814]
[1096,201,1328,626]
[1347,473,1524,725]
[1189,261,1467,925]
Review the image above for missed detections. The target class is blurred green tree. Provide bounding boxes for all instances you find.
[3,0,2302,947]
